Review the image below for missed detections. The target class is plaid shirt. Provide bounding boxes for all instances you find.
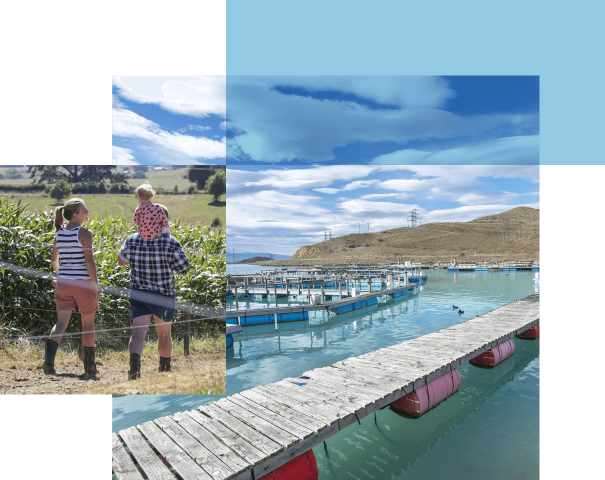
[119,233,189,296]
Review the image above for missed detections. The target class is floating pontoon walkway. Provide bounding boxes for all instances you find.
[113,294,539,480]
[226,283,416,326]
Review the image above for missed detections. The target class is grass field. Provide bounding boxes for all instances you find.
[3,193,225,227]
[0,167,199,192]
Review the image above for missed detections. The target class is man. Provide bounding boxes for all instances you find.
[118,227,189,380]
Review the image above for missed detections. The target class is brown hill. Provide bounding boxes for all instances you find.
[237,256,273,264]
[262,207,539,266]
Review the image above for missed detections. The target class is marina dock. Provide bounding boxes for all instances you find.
[113,294,539,480]
[226,283,417,326]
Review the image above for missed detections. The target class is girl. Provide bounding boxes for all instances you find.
[44,198,100,377]
[133,183,170,239]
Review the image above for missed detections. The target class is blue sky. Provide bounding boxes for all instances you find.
[227,164,539,255]
[226,76,539,165]
[112,76,226,165]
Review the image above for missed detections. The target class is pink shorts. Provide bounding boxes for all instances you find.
[54,279,99,314]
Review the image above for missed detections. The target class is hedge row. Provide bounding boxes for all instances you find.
[0,183,46,192]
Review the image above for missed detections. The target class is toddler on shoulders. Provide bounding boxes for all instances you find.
[133,183,169,240]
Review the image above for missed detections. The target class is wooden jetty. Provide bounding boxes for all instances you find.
[113,294,539,480]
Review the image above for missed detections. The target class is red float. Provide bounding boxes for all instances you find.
[259,449,318,480]
[470,338,515,368]
[390,369,460,418]
[516,323,540,340]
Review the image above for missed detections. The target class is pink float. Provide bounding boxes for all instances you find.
[470,338,515,368]
[259,449,318,480]
[390,369,460,418]
[516,323,540,340]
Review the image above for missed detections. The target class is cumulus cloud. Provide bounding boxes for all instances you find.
[245,76,456,108]
[226,77,538,163]
[370,136,539,165]
[113,107,225,160]
[112,146,136,164]
[113,76,226,118]
[227,164,540,254]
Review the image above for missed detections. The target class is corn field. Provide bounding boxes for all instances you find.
[0,198,226,345]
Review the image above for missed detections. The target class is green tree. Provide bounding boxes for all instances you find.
[205,171,226,202]
[28,166,121,184]
[6,168,23,179]
[131,171,147,179]
[188,165,225,190]
[49,180,73,203]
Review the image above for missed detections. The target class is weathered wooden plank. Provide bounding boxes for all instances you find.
[289,378,374,411]
[138,421,213,480]
[228,393,316,440]
[214,398,299,447]
[152,416,234,480]
[295,372,387,402]
[112,433,145,480]
[170,413,251,474]
[252,385,338,425]
[179,410,264,466]
[272,380,363,414]
[200,403,283,456]
[240,388,328,432]
[119,427,175,480]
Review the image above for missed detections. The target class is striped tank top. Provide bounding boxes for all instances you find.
[56,226,91,280]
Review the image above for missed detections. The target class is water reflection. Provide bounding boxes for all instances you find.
[315,339,540,479]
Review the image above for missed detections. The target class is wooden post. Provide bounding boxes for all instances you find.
[308,283,311,304]
[320,281,325,304]
[346,274,350,297]
[234,286,239,310]
[184,312,191,356]
[339,279,342,299]
[369,277,372,293]
[274,283,278,307]
[265,276,268,297]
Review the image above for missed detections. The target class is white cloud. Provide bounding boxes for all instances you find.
[236,76,455,108]
[112,107,226,160]
[227,165,379,196]
[113,76,226,118]
[227,165,540,254]
[457,192,524,205]
[112,146,136,164]
[370,135,539,165]
[226,78,538,163]
[359,193,412,200]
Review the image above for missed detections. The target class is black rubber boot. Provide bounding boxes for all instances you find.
[83,346,98,377]
[43,339,59,375]
[159,356,171,372]
[128,353,141,380]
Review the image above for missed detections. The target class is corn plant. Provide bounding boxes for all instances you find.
[0,198,225,342]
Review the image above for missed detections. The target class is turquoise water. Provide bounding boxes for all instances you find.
[227,269,539,479]
[113,268,539,479]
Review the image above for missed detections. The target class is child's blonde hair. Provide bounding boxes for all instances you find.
[136,182,156,200]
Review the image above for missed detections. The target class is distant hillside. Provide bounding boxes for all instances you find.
[237,256,272,264]
[259,207,539,266]
[228,252,291,263]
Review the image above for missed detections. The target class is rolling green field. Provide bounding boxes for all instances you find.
[2,193,225,227]
[0,167,199,192]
